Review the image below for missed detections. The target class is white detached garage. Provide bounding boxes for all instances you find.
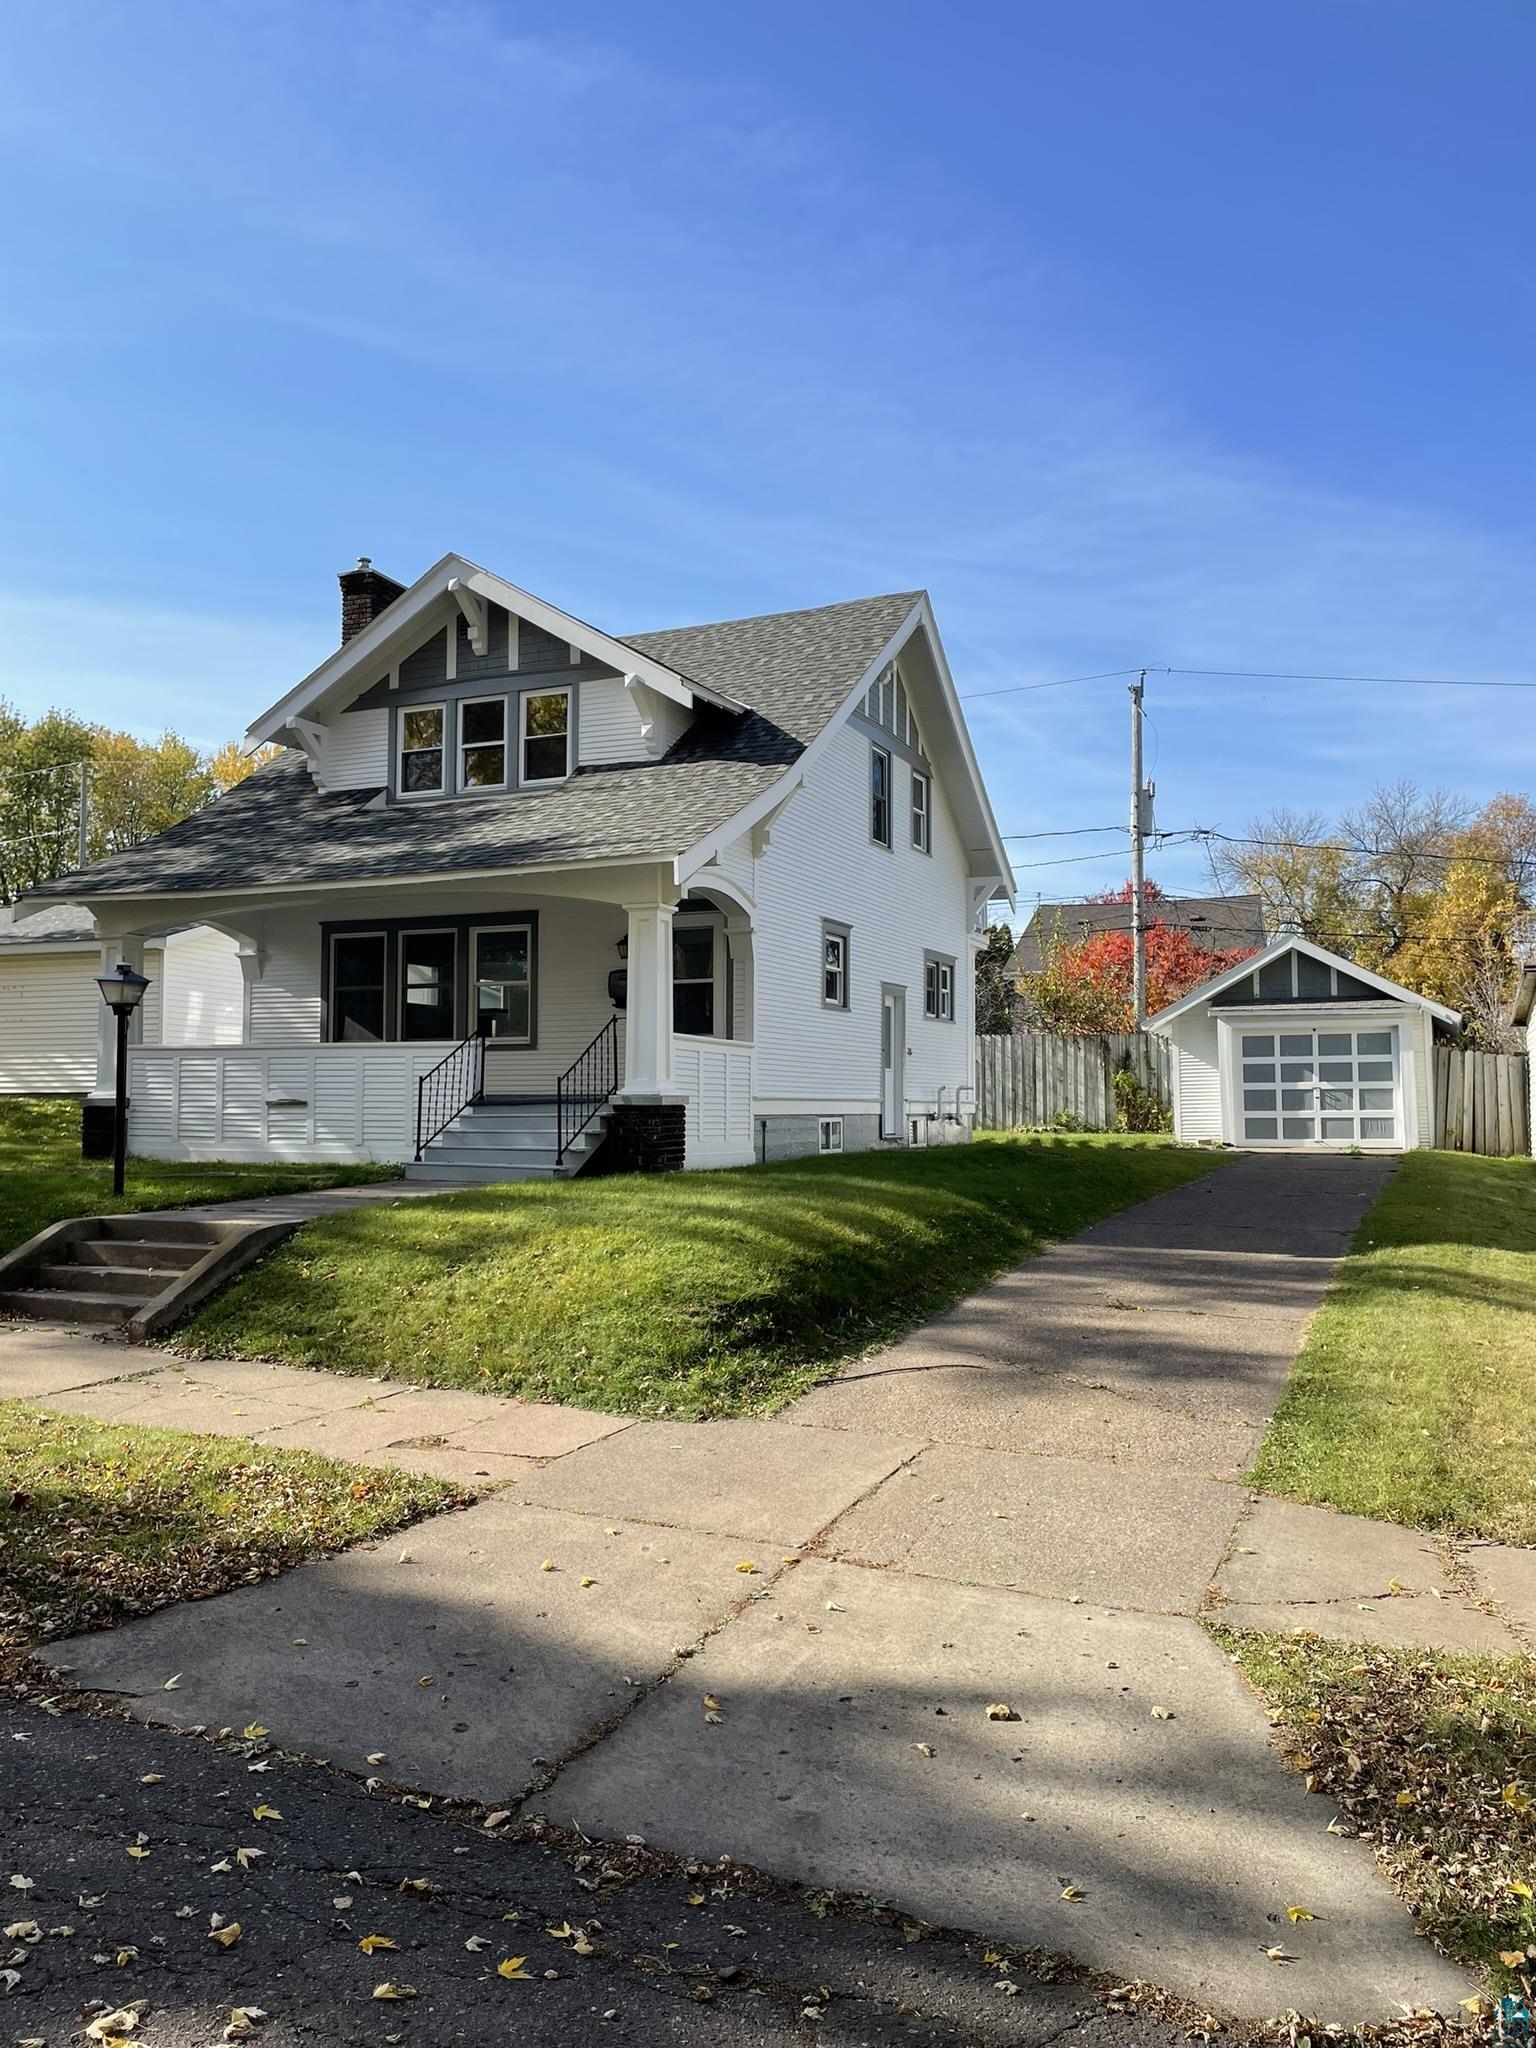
[1146,934,1461,1152]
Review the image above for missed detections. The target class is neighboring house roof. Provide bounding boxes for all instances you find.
[1007,893,1265,978]
[24,586,991,906]
[0,901,97,947]
[1144,933,1462,1032]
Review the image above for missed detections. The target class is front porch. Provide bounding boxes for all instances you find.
[94,865,759,1176]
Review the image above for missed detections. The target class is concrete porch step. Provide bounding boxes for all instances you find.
[35,1263,167,1299]
[0,1286,151,1326]
[400,1160,560,1184]
[70,1238,207,1272]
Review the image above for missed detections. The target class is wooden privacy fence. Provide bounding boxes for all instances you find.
[976,1030,1172,1132]
[1433,1044,1530,1156]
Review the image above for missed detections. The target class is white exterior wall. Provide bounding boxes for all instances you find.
[575,677,690,765]
[751,718,975,1123]
[0,951,103,1093]
[159,927,245,1046]
[318,708,390,789]
[1167,1009,1223,1142]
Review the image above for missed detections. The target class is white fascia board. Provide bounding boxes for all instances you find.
[1511,961,1536,1028]
[1147,931,1462,1032]
[245,553,728,747]
[674,769,805,884]
[912,592,1016,903]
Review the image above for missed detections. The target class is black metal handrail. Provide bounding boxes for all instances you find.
[556,1017,620,1164]
[415,1032,485,1161]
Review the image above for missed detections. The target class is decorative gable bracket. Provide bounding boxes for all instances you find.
[291,717,330,793]
[447,578,490,657]
[624,676,672,761]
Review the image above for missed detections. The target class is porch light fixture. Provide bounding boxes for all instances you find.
[615,935,628,959]
[96,962,151,1197]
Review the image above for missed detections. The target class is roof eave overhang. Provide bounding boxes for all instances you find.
[674,596,1016,905]
[1146,932,1462,1033]
[246,554,744,748]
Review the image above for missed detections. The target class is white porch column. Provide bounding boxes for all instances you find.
[89,935,146,1101]
[615,901,681,1100]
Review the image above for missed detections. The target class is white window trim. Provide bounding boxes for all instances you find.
[671,914,719,1038]
[818,1115,844,1154]
[924,951,956,1022]
[911,770,931,852]
[520,685,573,785]
[822,921,850,1011]
[458,695,510,793]
[398,701,448,798]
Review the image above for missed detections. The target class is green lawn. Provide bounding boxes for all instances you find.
[0,1404,453,1651]
[1251,1150,1536,1544]
[178,1132,1224,1419]
[1219,1625,1536,1993]
[0,1095,398,1255]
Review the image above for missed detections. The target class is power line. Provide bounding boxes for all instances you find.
[961,667,1145,701]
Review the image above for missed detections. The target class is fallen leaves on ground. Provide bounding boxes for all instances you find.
[371,1981,416,2000]
[498,1955,535,1980]
[1215,1624,1536,1984]
[358,1934,398,1954]
[208,1921,243,1947]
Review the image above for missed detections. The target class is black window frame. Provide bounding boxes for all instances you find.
[321,912,540,1046]
[328,929,389,1043]
[870,744,892,849]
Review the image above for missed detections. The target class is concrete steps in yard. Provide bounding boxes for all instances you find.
[404,1097,609,1186]
[0,1213,294,1336]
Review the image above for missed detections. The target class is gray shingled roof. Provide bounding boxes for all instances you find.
[0,901,97,946]
[28,591,922,902]
[1007,893,1265,978]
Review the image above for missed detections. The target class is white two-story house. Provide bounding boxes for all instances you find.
[22,556,1014,1181]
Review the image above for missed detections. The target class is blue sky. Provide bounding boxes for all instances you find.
[2,0,1534,920]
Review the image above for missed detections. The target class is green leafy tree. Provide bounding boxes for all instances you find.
[974,922,1018,1033]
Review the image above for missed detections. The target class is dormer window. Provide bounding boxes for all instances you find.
[400,705,445,794]
[522,689,571,783]
[460,697,508,788]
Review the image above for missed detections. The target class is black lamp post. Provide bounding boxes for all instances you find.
[96,961,150,1196]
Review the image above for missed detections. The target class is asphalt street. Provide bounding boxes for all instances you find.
[0,1700,1194,2048]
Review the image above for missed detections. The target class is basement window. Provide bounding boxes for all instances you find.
[818,1116,844,1154]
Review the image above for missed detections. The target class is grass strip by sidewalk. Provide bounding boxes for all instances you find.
[0,1404,454,1651]
[1250,1150,1536,1544]
[0,1095,398,1255]
[1217,1624,1536,1997]
[178,1132,1224,1419]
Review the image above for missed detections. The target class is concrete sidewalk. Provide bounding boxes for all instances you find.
[10,1152,1533,2022]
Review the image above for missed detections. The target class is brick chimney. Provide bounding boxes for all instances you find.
[338,557,407,643]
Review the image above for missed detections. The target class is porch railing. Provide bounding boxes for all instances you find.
[415,1032,485,1160]
[557,1017,620,1164]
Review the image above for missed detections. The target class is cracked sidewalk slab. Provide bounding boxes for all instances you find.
[536,1555,1472,2024]
[38,1495,772,1805]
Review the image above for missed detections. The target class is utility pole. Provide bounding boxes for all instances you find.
[1130,672,1147,1027]
[77,760,90,871]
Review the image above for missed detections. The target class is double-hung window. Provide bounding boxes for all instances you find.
[924,952,955,1021]
[400,705,446,794]
[822,922,850,1009]
[330,932,387,1042]
[521,689,571,783]
[473,925,533,1042]
[870,745,892,848]
[910,770,931,852]
[459,698,508,788]
[398,929,457,1041]
[672,924,715,1035]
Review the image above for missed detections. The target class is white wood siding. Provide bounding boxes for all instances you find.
[318,709,390,789]
[576,678,692,767]
[0,952,101,1093]
[1168,1010,1223,1141]
[160,927,244,1045]
[751,720,974,1118]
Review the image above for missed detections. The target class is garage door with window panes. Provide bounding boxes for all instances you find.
[1240,1026,1398,1144]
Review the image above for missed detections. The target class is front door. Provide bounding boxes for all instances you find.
[880,990,904,1139]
